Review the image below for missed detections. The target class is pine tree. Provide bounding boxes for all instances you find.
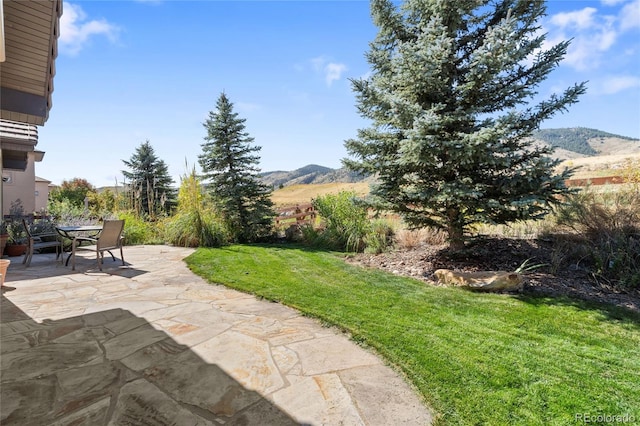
[344,0,586,250]
[198,93,275,242]
[122,140,176,217]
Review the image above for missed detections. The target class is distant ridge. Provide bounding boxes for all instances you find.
[533,127,638,156]
[260,128,640,188]
[260,164,371,188]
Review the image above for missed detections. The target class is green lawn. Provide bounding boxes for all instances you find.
[185,244,640,425]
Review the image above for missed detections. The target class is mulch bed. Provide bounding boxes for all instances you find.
[345,237,640,313]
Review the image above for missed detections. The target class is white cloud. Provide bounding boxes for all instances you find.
[620,0,640,30]
[309,56,348,86]
[599,75,640,94]
[550,7,598,29]
[325,63,348,86]
[311,56,327,72]
[545,1,640,71]
[546,7,620,71]
[59,2,119,56]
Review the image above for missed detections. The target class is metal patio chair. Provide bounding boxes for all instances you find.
[71,219,125,271]
[22,219,63,267]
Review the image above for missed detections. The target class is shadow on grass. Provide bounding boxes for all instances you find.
[208,241,344,255]
[514,290,640,328]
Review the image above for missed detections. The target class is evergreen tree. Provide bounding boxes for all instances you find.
[344,0,586,250]
[122,140,176,217]
[198,93,275,242]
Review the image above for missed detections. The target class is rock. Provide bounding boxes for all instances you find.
[433,269,523,292]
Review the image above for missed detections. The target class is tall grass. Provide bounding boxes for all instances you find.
[311,191,373,252]
[117,211,164,245]
[470,218,555,240]
[394,227,449,249]
[162,167,229,247]
[549,185,640,287]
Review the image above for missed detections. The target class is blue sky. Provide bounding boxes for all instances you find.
[37,0,640,188]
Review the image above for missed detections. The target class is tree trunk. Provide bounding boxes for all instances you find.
[447,208,465,251]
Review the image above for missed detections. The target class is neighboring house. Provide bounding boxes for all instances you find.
[0,0,62,217]
[0,120,47,216]
[35,177,52,214]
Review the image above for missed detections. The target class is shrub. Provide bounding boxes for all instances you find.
[621,158,640,187]
[162,166,230,248]
[549,186,640,287]
[395,227,448,249]
[312,191,371,252]
[298,223,326,246]
[163,209,229,248]
[48,198,91,225]
[365,219,394,254]
[117,211,163,245]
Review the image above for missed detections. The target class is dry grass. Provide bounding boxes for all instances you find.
[558,152,640,179]
[548,186,640,287]
[271,182,370,210]
[394,227,448,249]
[470,218,555,240]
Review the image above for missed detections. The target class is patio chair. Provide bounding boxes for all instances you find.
[71,220,125,271]
[22,219,63,267]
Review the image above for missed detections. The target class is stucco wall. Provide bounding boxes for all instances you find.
[2,152,38,216]
[34,180,51,214]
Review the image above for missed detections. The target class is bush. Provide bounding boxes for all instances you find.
[117,211,163,245]
[395,227,448,249]
[163,209,229,248]
[162,167,230,248]
[298,223,325,246]
[365,219,394,254]
[312,191,371,252]
[48,198,91,225]
[549,186,640,287]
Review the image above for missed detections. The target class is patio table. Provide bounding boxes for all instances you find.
[55,225,103,266]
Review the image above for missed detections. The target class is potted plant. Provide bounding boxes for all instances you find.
[5,200,28,257]
[5,221,27,257]
[0,221,8,257]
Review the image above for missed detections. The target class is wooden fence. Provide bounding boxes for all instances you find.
[275,203,316,227]
[565,176,626,187]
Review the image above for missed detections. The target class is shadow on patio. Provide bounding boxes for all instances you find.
[0,294,300,425]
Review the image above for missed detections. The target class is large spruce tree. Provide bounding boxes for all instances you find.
[198,93,275,242]
[344,0,586,249]
[122,140,176,217]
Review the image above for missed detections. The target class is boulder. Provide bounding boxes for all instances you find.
[433,269,523,292]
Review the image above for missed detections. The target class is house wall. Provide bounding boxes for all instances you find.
[35,180,51,214]
[2,152,38,216]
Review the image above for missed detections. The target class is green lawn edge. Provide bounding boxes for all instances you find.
[184,244,640,425]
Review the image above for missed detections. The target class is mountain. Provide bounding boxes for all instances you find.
[261,128,640,187]
[532,127,639,157]
[260,164,372,188]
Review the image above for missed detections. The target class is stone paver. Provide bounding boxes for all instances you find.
[0,246,432,425]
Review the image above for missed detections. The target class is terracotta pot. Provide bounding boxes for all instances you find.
[0,259,10,286]
[0,234,8,257]
[5,244,26,257]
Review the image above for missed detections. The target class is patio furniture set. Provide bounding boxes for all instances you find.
[15,219,126,271]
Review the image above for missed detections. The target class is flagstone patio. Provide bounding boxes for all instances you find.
[0,245,432,425]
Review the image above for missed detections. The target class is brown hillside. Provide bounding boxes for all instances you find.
[271,182,370,209]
